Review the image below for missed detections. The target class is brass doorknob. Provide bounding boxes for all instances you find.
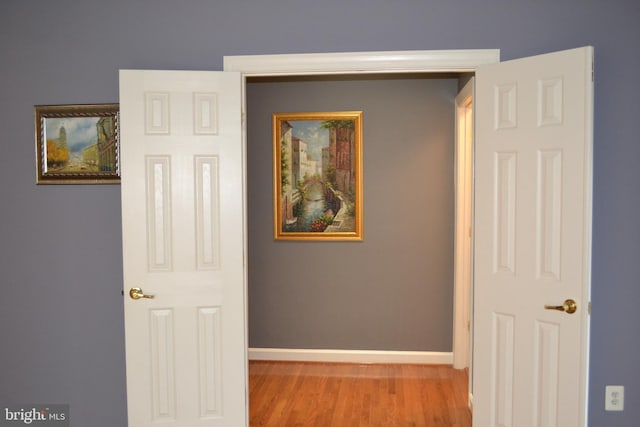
[544,299,577,314]
[129,287,155,300]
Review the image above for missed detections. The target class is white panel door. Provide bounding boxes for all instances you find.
[473,47,593,426]
[120,70,246,427]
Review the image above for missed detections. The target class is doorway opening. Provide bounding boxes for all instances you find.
[225,50,499,410]
[246,72,471,352]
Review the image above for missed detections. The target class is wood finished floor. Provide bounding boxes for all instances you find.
[249,361,472,426]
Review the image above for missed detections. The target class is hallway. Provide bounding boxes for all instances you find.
[249,361,471,426]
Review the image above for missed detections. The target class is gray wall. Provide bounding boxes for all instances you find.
[1,1,639,426]
[247,76,457,351]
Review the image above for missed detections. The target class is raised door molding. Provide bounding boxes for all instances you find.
[224,49,500,75]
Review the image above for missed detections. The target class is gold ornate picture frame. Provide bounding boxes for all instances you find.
[273,111,363,241]
[35,104,120,184]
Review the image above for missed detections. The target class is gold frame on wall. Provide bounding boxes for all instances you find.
[35,104,120,184]
[273,111,363,241]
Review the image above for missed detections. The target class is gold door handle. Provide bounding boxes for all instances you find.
[544,299,577,314]
[129,287,155,300]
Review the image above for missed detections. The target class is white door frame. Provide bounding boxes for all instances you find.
[453,78,474,372]
[224,49,499,368]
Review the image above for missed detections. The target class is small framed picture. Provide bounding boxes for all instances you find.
[35,104,119,184]
[273,111,363,241]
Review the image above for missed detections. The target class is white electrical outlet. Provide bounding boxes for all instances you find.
[605,385,624,411]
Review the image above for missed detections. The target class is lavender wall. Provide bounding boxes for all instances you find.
[1,1,638,425]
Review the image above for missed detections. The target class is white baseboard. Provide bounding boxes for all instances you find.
[248,348,453,364]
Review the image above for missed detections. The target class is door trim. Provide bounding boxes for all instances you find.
[224,49,500,75]
[453,78,474,371]
[224,49,500,369]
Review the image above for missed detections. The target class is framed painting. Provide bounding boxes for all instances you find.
[35,104,120,184]
[273,111,363,241]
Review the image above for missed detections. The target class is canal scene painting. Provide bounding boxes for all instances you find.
[35,104,119,184]
[273,111,363,241]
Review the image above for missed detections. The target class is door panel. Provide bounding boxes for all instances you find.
[120,70,246,427]
[473,47,593,426]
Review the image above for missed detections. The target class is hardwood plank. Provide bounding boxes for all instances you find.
[249,361,472,426]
